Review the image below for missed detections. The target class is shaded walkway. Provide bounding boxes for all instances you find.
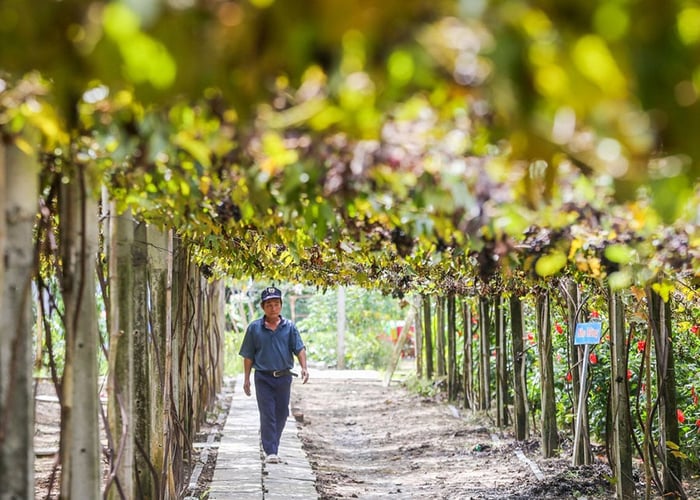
[206,374,317,499]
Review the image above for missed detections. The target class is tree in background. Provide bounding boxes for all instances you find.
[297,287,404,370]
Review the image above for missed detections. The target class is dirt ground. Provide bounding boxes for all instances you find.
[290,370,700,500]
[34,379,67,499]
[33,373,700,499]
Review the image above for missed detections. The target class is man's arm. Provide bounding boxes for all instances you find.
[296,348,309,384]
[242,357,254,396]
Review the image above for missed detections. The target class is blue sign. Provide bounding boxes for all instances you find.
[574,322,602,345]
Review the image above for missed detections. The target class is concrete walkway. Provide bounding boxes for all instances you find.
[207,375,318,499]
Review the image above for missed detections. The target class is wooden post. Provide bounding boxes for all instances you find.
[510,294,527,440]
[496,294,508,427]
[447,294,457,400]
[162,230,180,500]
[132,222,153,498]
[0,144,39,499]
[147,226,169,497]
[106,208,135,500]
[609,289,635,499]
[436,296,446,377]
[414,296,423,378]
[462,300,475,410]
[536,291,558,457]
[571,344,590,466]
[423,296,434,379]
[58,165,101,499]
[478,296,491,410]
[647,285,684,498]
[563,278,591,465]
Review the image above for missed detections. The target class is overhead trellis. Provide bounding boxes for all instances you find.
[2,0,698,295]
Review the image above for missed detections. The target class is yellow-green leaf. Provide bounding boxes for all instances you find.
[604,243,634,264]
[535,250,567,277]
[652,281,675,302]
[608,269,632,290]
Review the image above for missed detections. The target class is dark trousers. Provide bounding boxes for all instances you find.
[254,371,292,455]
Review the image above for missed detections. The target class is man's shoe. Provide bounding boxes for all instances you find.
[265,453,281,464]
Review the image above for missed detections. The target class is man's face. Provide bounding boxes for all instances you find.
[262,298,282,314]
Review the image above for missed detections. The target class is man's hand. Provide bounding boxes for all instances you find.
[242,358,253,396]
[301,369,309,384]
[243,378,251,396]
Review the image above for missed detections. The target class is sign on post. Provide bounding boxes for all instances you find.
[572,320,603,465]
[574,321,602,345]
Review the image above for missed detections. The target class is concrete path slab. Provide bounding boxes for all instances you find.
[207,374,318,499]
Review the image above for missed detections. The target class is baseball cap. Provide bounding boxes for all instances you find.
[261,286,282,303]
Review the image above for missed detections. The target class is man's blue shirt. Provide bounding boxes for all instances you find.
[238,316,305,371]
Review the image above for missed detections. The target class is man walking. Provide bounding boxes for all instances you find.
[239,286,309,463]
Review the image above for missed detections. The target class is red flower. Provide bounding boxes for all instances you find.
[527,332,534,342]
[677,409,685,424]
[696,419,700,430]
[590,310,600,319]
[589,352,598,364]
[472,317,479,325]
[555,323,564,334]
[565,372,573,382]
[627,370,633,380]
[691,324,699,334]
[637,340,646,353]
